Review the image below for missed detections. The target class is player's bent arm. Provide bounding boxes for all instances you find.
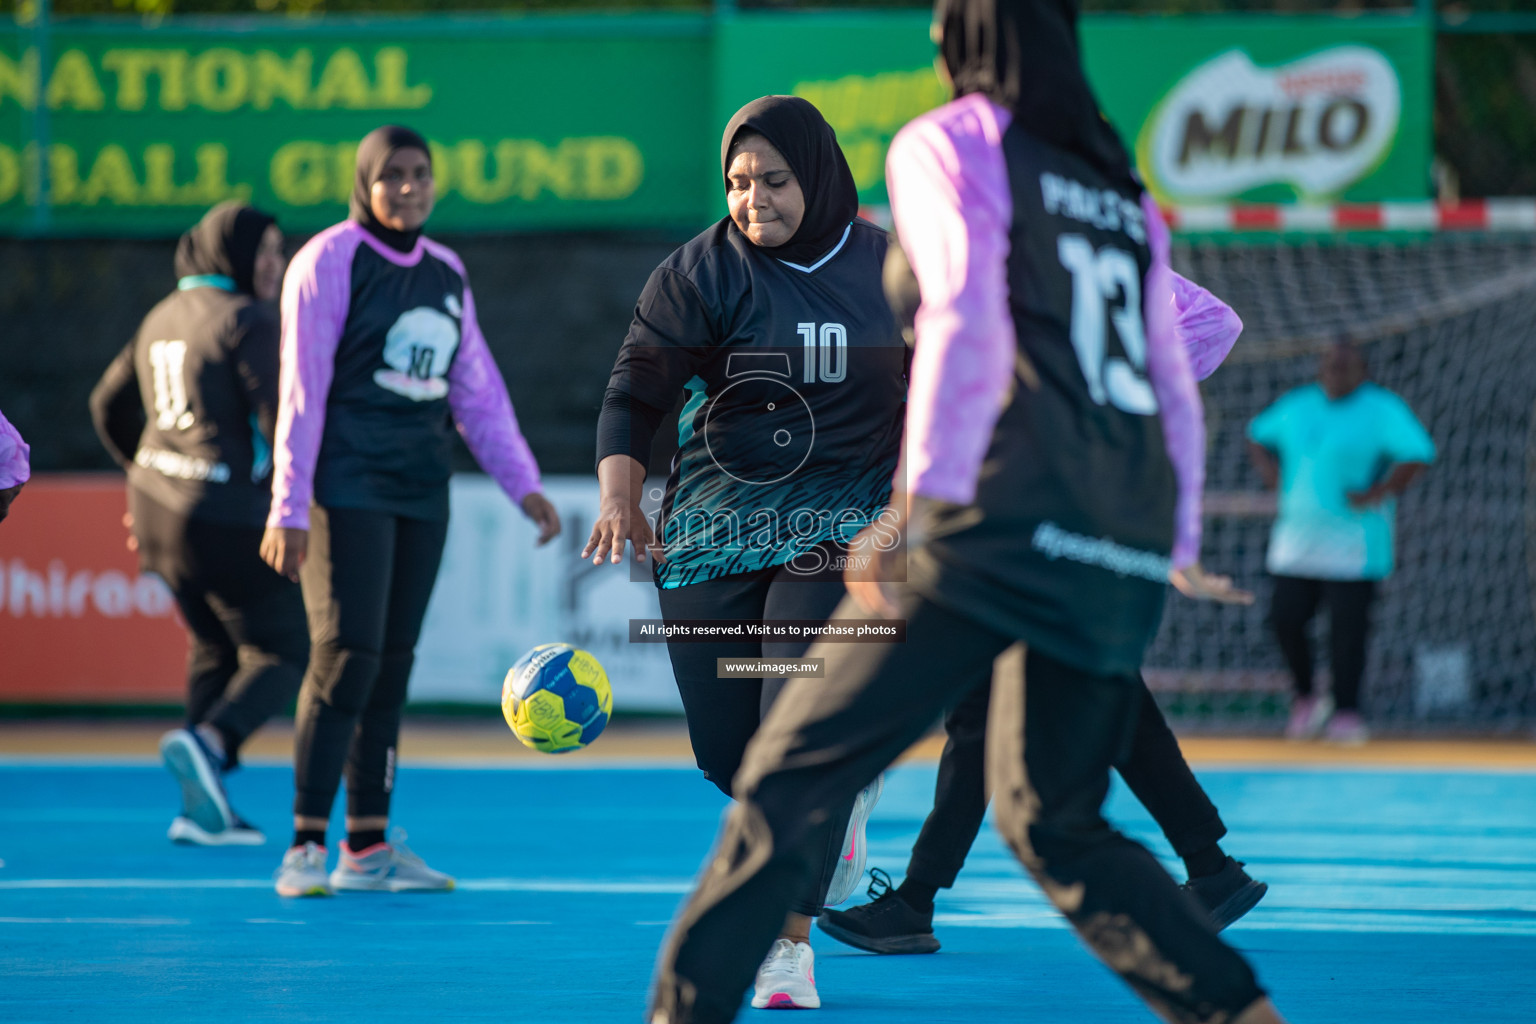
[1348,461,1429,509]
[1247,442,1280,491]
[89,340,146,470]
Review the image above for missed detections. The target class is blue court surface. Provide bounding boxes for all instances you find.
[2,758,1533,1023]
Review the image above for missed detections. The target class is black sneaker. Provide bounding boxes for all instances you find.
[1181,857,1268,931]
[816,868,941,954]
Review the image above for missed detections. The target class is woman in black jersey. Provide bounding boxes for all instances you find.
[647,2,1289,1022]
[585,96,906,1009]
[90,201,305,847]
[262,126,560,898]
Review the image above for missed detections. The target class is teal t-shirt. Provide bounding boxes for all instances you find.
[1248,382,1435,580]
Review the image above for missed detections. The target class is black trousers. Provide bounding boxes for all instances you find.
[656,547,855,919]
[1269,575,1377,712]
[292,506,448,823]
[908,659,1225,891]
[650,592,1263,1024]
[131,490,307,768]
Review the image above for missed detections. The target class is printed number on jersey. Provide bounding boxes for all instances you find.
[148,340,195,430]
[1057,235,1158,416]
[797,322,847,383]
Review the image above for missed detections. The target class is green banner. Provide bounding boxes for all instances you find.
[1093,16,1433,204]
[718,12,1433,209]
[0,18,711,235]
[714,13,944,213]
[0,11,1431,237]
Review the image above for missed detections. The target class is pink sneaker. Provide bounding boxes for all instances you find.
[1325,711,1370,746]
[1285,694,1334,740]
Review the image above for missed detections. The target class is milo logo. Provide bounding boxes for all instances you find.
[1138,46,1401,201]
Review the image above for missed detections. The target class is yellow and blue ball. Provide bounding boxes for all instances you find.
[501,643,612,754]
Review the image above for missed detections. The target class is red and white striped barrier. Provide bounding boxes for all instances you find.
[1162,199,1536,234]
[861,200,1536,234]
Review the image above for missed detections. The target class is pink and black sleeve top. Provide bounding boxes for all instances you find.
[0,408,29,490]
[268,221,542,530]
[887,94,1229,677]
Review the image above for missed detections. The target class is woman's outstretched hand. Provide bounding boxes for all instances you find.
[1169,563,1254,605]
[520,492,562,546]
[581,496,658,564]
[583,454,658,565]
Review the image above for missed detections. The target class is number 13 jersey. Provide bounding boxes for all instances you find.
[893,95,1189,677]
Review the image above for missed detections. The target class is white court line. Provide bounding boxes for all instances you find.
[0,917,191,925]
[0,877,695,894]
[410,759,698,771]
[0,757,164,767]
[1180,760,1536,776]
[0,757,700,770]
[0,879,271,890]
[458,879,692,893]
[3,757,1532,774]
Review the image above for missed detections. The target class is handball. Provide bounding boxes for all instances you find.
[501,643,613,753]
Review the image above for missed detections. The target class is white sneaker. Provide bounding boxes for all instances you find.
[160,728,233,834]
[329,830,455,892]
[750,938,819,1010]
[275,842,333,897]
[824,773,884,907]
[1285,693,1335,741]
[169,814,265,846]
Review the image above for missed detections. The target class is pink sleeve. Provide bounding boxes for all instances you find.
[1141,197,1206,568]
[445,280,543,505]
[0,408,30,489]
[887,97,1016,505]
[267,227,355,530]
[1171,271,1243,382]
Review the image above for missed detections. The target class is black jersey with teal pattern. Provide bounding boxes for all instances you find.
[608,218,906,589]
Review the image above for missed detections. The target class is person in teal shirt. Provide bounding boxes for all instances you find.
[1248,343,1435,744]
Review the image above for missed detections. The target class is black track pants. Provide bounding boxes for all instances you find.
[649,592,1263,1024]
[132,490,307,767]
[906,661,1225,890]
[291,506,447,823]
[1269,574,1377,712]
[655,546,855,918]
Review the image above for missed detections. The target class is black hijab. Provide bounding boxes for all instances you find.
[173,201,277,296]
[720,96,859,266]
[350,124,431,253]
[935,0,1135,191]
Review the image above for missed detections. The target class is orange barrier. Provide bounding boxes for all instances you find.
[0,475,187,702]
